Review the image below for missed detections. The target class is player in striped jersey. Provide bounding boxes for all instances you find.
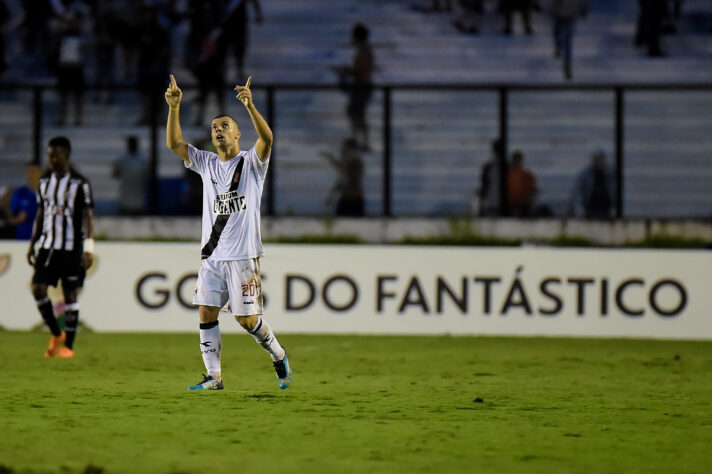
[26,136,95,358]
[165,74,292,391]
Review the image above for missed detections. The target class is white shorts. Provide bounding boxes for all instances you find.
[193,258,264,316]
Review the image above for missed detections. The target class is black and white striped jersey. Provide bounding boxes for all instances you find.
[36,169,94,252]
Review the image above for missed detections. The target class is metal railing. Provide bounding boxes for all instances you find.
[3,81,711,218]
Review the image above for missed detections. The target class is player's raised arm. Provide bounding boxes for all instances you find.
[165,74,189,163]
[235,77,273,162]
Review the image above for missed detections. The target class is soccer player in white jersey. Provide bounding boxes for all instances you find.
[165,74,292,390]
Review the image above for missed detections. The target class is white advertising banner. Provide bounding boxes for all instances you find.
[0,241,710,339]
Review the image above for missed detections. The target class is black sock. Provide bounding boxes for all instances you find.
[37,297,61,336]
[64,309,79,349]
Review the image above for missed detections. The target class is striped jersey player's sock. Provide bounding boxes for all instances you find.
[36,297,62,336]
[63,303,79,349]
[248,317,285,362]
[199,321,222,380]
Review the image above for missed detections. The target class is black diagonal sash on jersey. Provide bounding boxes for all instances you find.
[201,157,245,259]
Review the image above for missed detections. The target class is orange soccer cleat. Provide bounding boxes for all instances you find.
[55,346,75,358]
[44,331,66,358]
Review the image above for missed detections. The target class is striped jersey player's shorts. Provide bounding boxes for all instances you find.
[193,258,264,316]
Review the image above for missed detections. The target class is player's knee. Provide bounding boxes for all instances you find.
[31,284,47,300]
[198,305,220,324]
[235,315,258,332]
[63,290,79,304]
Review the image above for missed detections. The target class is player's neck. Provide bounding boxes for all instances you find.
[217,143,240,162]
[52,168,69,177]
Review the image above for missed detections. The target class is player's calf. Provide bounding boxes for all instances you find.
[239,316,285,361]
[36,295,63,341]
[238,315,291,388]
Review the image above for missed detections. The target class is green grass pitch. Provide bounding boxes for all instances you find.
[0,332,711,473]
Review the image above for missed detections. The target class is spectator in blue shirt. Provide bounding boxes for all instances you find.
[9,163,42,239]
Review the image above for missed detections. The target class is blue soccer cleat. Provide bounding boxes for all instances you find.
[273,351,293,389]
[188,374,224,390]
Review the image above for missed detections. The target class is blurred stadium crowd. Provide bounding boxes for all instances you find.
[0,0,710,232]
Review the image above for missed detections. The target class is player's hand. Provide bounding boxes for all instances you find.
[27,245,35,266]
[81,252,93,270]
[165,74,183,108]
[234,76,253,107]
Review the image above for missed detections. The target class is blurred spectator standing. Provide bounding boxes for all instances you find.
[19,0,61,69]
[507,150,537,217]
[569,149,616,219]
[0,0,9,76]
[635,0,667,57]
[412,1,453,12]
[334,23,374,151]
[478,138,506,216]
[432,0,453,11]
[90,1,116,104]
[186,0,226,127]
[106,0,143,81]
[320,139,365,217]
[135,5,171,124]
[500,0,534,35]
[112,136,148,215]
[453,0,484,34]
[8,163,42,239]
[547,0,589,80]
[54,6,88,126]
[213,0,263,83]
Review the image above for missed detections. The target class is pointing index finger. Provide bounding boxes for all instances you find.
[245,76,252,89]
[170,74,177,88]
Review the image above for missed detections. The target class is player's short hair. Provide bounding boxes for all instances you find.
[48,136,72,154]
[212,114,239,128]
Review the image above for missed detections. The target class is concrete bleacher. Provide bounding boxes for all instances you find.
[0,0,710,218]
[245,0,712,84]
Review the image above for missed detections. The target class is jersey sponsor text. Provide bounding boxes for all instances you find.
[213,190,247,215]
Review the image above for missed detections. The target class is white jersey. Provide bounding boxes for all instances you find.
[186,144,269,261]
